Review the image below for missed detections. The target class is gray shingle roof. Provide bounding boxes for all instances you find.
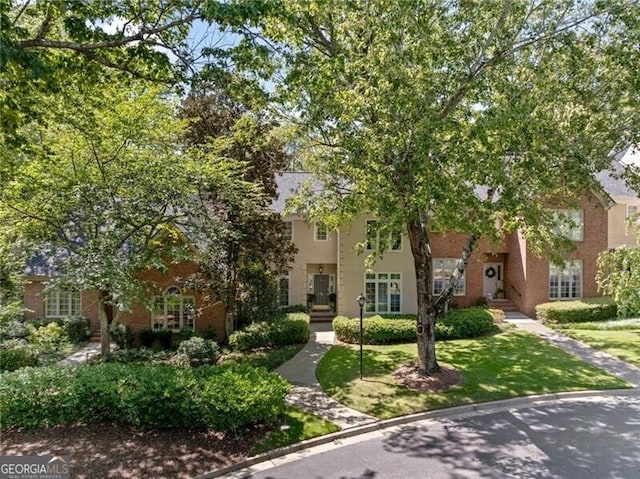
[271,172,314,214]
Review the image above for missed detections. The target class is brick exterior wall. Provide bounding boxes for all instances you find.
[23,260,227,342]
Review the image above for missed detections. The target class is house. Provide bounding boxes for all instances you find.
[273,170,633,319]
[23,252,226,341]
[21,162,638,334]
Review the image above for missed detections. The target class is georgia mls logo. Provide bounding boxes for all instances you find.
[0,455,70,479]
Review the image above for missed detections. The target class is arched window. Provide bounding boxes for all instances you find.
[151,286,195,332]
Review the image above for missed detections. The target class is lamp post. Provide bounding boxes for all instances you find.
[357,293,366,380]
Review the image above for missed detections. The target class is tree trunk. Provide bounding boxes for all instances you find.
[406,218,439,374]
[99,290,114,356]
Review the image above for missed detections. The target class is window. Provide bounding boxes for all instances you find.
[549,261,582,300]
[553,209,583,241]
[45,287,81,318]
[627,205,638,219]
[277,274,290,307]
[282,221,293,240]
[365,220,402,251]
[152,286,195,332]
[433,259,466,296]
[364,273,401,313]
[315,222,328,241]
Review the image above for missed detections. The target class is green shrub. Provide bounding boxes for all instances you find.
[436,308,495,339]
[176,337,220,366]
[333,315,415,344]
[229,313,310,352]
[333,308,496,344]
[0,319,28,340]
[100,348,173,364]
[61,316,90,343]
[27,322,68,351]
[0,339,39,372]
[280,304,308,313]
[536,298,618,323]
[25,318,60,329]
[0,363,289,431]
[138,328,173,349]
[109,322,134,349]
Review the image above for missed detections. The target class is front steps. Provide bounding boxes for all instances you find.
[487,298,520,312]
[309,310,336,323]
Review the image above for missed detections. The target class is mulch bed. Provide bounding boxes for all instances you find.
[392,363,464,392]
[0,423,268,479]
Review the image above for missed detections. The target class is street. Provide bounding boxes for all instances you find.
[230,395,640,479]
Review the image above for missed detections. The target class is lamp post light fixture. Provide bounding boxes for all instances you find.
[357,293,366,380]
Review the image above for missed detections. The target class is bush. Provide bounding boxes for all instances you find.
[138,328,173,349]
[0,339,39,372]
[0,319,28,340]
[176,337,220,366]
[61,316,90,343]
[333,315,415,344]
[536,298,618,324]
[100,348,173,364]
[110,322,134,349]
[229,313,310,352]
[436,308,495,340]
[27,322,68,351]
[333,308,496,344]
[280,304,308,314]
[0,363,289,431]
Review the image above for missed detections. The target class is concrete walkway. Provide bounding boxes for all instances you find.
[504,312,640,387]
[57,342,103,366]
[275,323,377,430]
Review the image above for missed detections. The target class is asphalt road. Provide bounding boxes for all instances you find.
[230,395,640,479]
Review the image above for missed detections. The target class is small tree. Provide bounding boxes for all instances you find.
[0,84,249,354]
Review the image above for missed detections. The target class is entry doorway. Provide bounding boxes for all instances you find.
[483,263,504,298]
[313,274,330,307]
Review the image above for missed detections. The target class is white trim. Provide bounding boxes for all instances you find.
[277,273,290,307]
[364,272,402,314]
[282,220,293,240]
[45,288,81,318]
[314,222,328,241]
[549,260,583,300]
[433,258,466,296]
[151,286,196,332]
[627,204,638,218]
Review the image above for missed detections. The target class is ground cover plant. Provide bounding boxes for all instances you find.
[316,331,630,419]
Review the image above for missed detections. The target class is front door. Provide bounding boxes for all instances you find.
[483,263,504,298]
[313,274,330,306]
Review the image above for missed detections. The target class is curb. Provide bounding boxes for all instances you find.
[196,387,640,478]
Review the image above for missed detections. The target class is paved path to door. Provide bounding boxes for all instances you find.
[275,323,377,430]
[505,312,640,387]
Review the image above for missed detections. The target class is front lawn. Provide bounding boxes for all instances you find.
[557,329,640,368]
[317,331,630,419]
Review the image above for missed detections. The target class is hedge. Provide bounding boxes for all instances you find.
[0,363,289,431]
[229,313,310,352]
[333,308,496,344]
[535,298,618,324]
[0,340,39,372]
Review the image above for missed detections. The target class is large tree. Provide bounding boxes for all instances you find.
[232,0,640,373]
[178,80,296,333]
[0,84,256,354]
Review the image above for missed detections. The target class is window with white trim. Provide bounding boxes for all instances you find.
[152,286,195,332]
[553,209,583,241]
[277,274,290,307]
[364,273,401,313]
[433,259,466,296]
[45,287,81,318]
[627,205,638,219]
[365,220,402,251]
[549,261,582,300]
[282,221,293,240]
[315,222,328,241]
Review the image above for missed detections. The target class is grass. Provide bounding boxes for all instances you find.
[557,329,640,368]
[316,331,630,419]
[554,317,640,330]
[221,344,304,370]
[250,406,340,455]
